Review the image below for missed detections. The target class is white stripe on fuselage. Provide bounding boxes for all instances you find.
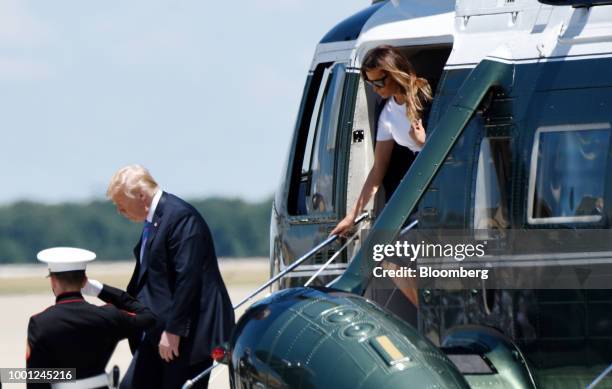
[445,50,612,70]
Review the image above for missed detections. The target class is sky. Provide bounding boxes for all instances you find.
[0,0,369,204]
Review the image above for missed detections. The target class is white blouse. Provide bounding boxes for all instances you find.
[376,97,422,152]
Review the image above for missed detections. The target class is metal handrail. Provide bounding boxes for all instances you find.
[587,362,612,389]
[304,228,361,287]
[181,212,369,389]
[324,219,419,288]
[232,211,369,310]
[181,363,217,389]
[399,219,418,235]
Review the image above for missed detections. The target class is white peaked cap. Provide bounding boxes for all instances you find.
[37,247,96,273]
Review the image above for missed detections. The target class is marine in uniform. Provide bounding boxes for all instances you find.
[26,247,157,389]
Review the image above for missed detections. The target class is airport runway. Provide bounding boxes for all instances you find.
[0,259,269,389]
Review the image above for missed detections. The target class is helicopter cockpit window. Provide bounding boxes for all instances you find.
[287,62,347,216]
[474,137,512,230]
[527,124,611,225]
[300,68,331,200]
[309,63,346,214]
[287,63,331,216]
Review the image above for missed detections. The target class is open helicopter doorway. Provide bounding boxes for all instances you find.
[344,42,453,253]
[342,42,452,326]
[278,42,453,290]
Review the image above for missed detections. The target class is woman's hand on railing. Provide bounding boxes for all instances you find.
[330,214,355,237]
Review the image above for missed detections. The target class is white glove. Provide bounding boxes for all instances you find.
[81,279,103,297]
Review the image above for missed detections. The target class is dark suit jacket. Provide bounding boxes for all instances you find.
[127,192,235,365]
[27,286,156,388]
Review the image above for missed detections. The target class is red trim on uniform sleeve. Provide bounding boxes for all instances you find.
[121,310,137,317]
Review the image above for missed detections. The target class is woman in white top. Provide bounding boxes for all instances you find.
[331,45,432,236]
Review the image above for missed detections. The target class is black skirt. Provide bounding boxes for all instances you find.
[382,142,417,203]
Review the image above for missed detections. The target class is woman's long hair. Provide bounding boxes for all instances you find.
[361,45,432,123]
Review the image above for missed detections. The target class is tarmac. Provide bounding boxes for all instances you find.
[0,258,269,389]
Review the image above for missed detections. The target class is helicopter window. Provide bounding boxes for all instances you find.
[287,62,332,215]
[527,124,611,225]
[474,137,512,230]
[287,62,347,216]
[308,63,346,214]
[302,68,332,180]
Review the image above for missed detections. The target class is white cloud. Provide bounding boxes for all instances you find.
[0,57,53,81]
[0,1,56,81]
[0,0,54,48]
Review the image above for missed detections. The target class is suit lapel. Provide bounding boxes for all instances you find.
[133,237,142,262]
[135,192,167,291]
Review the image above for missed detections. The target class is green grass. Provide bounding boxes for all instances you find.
[0,266,268,295]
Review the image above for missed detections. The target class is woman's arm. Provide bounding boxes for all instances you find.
[331,140,395,236]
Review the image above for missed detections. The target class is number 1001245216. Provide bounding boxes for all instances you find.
[0,368,75,383]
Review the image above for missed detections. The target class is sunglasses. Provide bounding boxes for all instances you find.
[365,73,387,88]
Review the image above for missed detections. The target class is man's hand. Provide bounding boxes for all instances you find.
[159,331,180,362]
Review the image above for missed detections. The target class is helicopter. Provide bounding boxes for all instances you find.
[207,0,612,387]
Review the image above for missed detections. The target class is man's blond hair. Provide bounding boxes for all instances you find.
[106,165,159,199]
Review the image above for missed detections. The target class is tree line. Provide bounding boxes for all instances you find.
[0,197,272,264]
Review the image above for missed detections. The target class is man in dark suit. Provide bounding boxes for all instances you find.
[27,247,156,389]
[107,165,235,389]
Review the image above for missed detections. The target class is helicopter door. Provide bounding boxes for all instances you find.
[281,62,351,287]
